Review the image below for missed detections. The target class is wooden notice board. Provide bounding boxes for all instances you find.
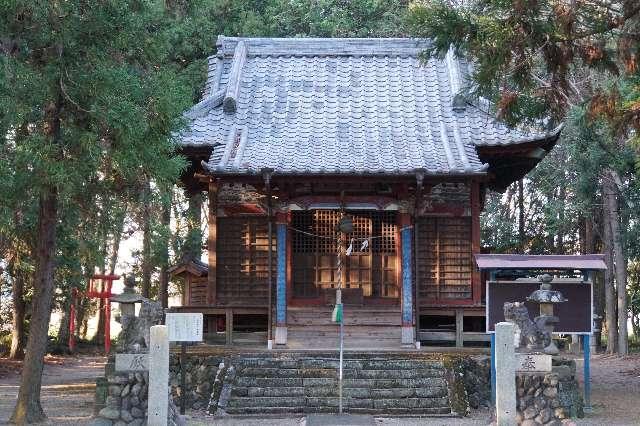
[486,281,592,334]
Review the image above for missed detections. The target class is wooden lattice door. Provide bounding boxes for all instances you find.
[415,216,473,302]
[217,216,275,305]
[291,210,398,301]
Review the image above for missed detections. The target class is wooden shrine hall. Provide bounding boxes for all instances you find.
[170,36,561,349]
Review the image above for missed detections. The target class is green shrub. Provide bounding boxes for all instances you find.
[0,331,12,356]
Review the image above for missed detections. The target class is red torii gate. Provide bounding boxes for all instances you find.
[69,274,120,354]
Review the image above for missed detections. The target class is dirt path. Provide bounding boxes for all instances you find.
[1,353,639,425]
[575,353,640,426]
[0,355,105,425]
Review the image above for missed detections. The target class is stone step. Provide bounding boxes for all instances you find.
[236,367,444,379]
[220,353,454,416]
[225,406,305,415]
[303,386,449,399]
[235,358,444,371]
[228,396,450,410]
[235,376,447,389]
[232,386,306,397]
[228,396,307,408]
[231,385,449,400]
[347,407,452,415]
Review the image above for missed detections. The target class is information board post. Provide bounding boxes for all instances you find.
[489,271,497,406]
[180,343,187,414]
[583,270,593,411]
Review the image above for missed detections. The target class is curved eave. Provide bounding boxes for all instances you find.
[200,162,489,181]
[476,131,561,192]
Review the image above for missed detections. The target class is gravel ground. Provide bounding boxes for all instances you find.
[574,353,640,426]
[0,355,105,425]
[1,353,639,425]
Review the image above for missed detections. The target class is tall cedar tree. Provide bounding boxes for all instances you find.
[0,1,189,422]
[410,0,640,353]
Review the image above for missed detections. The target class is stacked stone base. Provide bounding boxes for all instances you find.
[515,359,583,426]
[92,357,186,426]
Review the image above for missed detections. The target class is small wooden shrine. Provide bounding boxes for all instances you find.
[171,36,560,348]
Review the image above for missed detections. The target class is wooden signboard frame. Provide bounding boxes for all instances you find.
[485,280,593,335]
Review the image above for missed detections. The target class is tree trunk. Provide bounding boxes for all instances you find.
[56,299,70,349]
[108,208,126,275]
[10,188,58,424]
[557,183,566,254]
[9,266,26,360]
[185,188,203,260]
[141,180,152,298]
[602,179,618,354]
[585,216,605,348]
[518,179,525,252]
[159,193,171,309]
[93,263,106,346]
[604,169,628,355]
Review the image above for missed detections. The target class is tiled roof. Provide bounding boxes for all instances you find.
[178,37,560,176]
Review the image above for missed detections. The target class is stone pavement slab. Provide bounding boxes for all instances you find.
[306,414,375,426]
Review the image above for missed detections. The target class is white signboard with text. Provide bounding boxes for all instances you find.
[165,312,203,342]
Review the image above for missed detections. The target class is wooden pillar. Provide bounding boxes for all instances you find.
[275,211,288,345]
[399,211,414,344]
[207,180,218,306]
[225,308,233,346]
[455,308,464,348]
[471,181,482,305]
[414,171,424,335]
[185,187,203,260]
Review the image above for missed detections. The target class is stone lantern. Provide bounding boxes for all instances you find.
[527,274,567,355]
[111,275,144,318]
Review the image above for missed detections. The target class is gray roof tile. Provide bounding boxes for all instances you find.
[178,37,560,176]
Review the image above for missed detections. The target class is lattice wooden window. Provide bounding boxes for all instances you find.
[416,216,472,302]
[217,216,275,305]
[292,210,398,299]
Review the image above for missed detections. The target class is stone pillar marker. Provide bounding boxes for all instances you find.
[148,325,169,426]
[495,321,516,426]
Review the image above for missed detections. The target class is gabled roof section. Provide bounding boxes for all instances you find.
[178,36,561,178]
[168,258,208,278]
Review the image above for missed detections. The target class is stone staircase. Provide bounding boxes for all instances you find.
[213,352,459,416]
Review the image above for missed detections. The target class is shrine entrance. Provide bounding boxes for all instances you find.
[290,210,400,306]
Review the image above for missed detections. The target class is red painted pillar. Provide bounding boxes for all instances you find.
[104,278,113,354]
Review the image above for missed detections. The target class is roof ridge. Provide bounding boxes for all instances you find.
[215,36,432,58]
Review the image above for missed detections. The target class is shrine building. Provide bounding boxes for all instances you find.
[170,36,560,349]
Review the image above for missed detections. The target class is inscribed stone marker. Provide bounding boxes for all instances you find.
[115,353,149,372]
[148,325,169,426]
[515,353,552,373]
[495,322,516,426]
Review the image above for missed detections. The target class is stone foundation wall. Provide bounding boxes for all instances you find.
[515,359,583,425]
[169,354,223,410]
[92,357,186,426]
[461,356,491,409]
